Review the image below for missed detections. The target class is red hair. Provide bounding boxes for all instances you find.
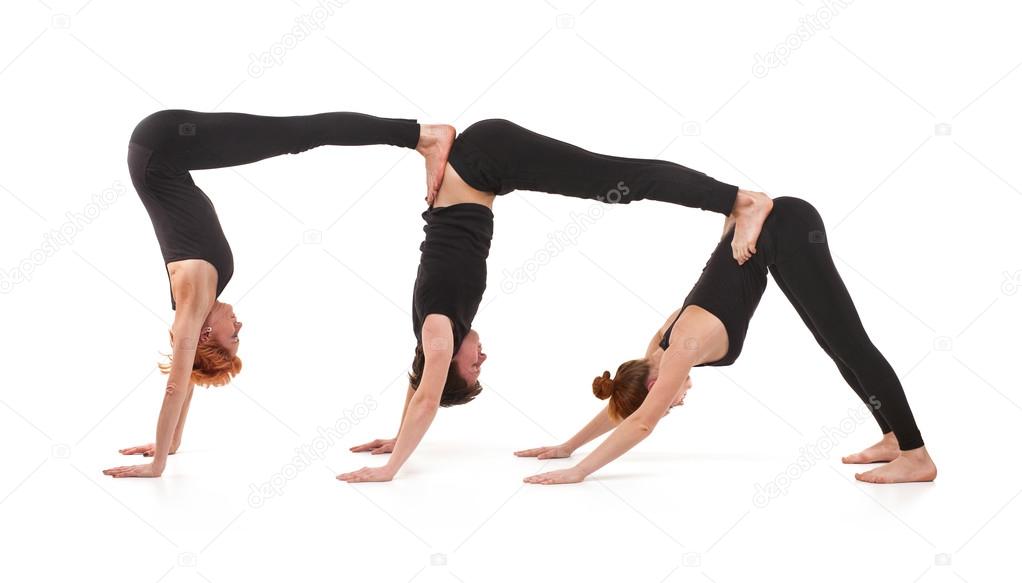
[593,359,651,420]
[159,331,242,387]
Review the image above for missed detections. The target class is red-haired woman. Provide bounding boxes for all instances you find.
[340,119,774,482]
[103,110,454,478]
[516,196,936,484]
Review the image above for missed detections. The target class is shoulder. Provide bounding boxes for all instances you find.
[168,260,216,315]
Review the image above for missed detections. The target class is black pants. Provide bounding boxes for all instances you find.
[127,110,420,306]
[448,119,739,215]
[130,109,420,171]
[760,198,924,450]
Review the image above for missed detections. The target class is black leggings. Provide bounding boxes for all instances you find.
[762,198,923,450]
[130,109,420,170]
[127,110,419,305]
[448,119,739,215]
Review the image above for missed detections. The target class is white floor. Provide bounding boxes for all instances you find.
[3,1,1022,581]
[4,347,1020,582]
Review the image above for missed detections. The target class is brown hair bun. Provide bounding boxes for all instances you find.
[593,371,615,399]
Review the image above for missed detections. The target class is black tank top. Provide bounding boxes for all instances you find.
[127,141,233,310]
[412,203,493,353]
[658,225,773,366]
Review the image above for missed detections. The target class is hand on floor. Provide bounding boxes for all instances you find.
[337,466,396,483]
[523,467,586,485]
[103,463,162,478]
[514,444,573,459]
[349,438,396,455]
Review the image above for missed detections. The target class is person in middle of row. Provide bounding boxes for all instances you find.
[338,118,773,483]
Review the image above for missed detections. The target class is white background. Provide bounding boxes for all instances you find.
[1,0,1019,581]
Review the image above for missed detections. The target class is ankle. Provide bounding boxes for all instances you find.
[898,445,928,459]
[880,432,899,446]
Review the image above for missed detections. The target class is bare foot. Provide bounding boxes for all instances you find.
[416,124,456,204]
[855,446,937,484]
[842,433,900,464]
[730,189,773,265]
[720,214,736,241]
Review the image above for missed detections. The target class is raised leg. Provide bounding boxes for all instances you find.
[130,109,421,171]
[451,119,739,215]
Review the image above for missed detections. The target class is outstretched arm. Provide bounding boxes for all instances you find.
[338,315,453,483]
[515,404,620,459]
[349,386,415,455]
[117,381,195,458]
[524,346,696,485]
[104,310,205,478]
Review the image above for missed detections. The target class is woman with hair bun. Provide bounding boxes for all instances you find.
[517,197,936,485]
[341,118,773,482]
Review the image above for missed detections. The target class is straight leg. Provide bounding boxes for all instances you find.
[769,265,893,434]
[452,119,738,215]
[766,198,924,451]
[130,110,420,171]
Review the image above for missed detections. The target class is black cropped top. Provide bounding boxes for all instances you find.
[411,203,494,353]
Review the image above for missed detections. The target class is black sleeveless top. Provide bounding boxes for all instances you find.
[658,225,772,367]
[127,141,233,310]
[412,203,493,353]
